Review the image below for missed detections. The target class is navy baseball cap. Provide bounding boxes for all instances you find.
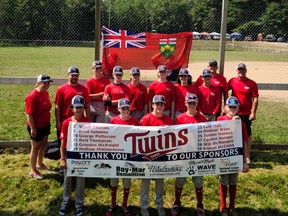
[68,66,79,75]
[130,67,140,75]
[157,65,167,72]
[152,95,165,104]
[185,93,198,103]
[118,98,130,108]
[113,66,123,74]
[209,60,218,66]
[226,96,239,107]
[37,74,53,83]
[92,60,102,69]
[71,95,85,107]
[201,69,212,77]
[178,68,190,76]
[237,63,247,69]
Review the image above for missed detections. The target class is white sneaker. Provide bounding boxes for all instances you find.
[140,208,149,216]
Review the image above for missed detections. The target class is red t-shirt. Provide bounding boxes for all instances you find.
[217,115,248,141]
[197,85,221,115]
[86,76,110,101]
[194,74,228,100]
[25,89,52,128]
[149,81,175,110]
[104,83,131,111]
[140,113,174,126]
[228,77,259,115]
[127,82,148,111]
[174,83,197,112]
[110,115,139,126]
[60,116,91,148]
[176,112,207,124]
[54,83,90,122]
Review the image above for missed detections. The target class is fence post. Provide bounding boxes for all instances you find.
[219,0,228,76]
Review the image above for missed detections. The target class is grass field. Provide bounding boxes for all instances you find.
[0,148,288,216]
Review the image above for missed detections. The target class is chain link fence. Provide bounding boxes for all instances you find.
[0,0,287,143]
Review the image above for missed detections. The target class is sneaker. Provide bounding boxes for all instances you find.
[157,206,165,216]
[122,206,131,216]
[229,208,238,216]
[140,208,149,216]
[59,206,67,216]
[106,205,117,216]
[197,207,206,216]
[220,208,229,216]
[75,207,84,216]
[37,163,50,170]
[29,170,43,180]
[171,204,180,216]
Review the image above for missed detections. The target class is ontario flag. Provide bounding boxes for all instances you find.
[102,26,193,75]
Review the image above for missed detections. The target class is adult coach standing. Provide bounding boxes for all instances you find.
[86,60,110,123]
[228,63,259,158]
[55,66,90,143]
[26,74,53,180]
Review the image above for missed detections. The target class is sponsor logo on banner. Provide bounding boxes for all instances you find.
[116,162,146,177]
[124,128,189,160]
[146,164,183,176]
[219,159,240,173]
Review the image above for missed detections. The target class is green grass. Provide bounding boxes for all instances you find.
[0,148,287,215]
[0,85,287,143]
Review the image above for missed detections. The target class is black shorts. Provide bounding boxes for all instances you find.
[27,124,51,141]
[239,115,252,136]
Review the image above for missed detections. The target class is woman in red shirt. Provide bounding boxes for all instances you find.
[25,74,53,180]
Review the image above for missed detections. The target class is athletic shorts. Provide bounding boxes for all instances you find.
[27,124,51,141]
[239,115,252,136]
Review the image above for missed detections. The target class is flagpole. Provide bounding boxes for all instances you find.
[219,0,228,76]
[95,0,101,60]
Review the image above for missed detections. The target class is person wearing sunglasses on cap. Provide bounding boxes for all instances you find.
[106,98,139,216]
[25,74,53,180]
[86,60,110,123]
[148,65,176,120]
[174,68,197,121]
[103,65,131,123]
[217,96,250,216]
[127,67,148,121]
[171,93,207,216]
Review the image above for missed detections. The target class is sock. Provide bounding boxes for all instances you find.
[174,186,182,205]
[195,187,203,209]
[220,184,228,210]
[228,184,237,209]
[110,186,117,207]
[122,187,130,208]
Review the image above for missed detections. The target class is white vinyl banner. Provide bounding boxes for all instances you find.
[66,120,243,178]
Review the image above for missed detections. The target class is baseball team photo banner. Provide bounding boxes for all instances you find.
[101,26,193,74]
[66,120,244,178]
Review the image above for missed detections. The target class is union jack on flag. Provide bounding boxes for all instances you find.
[102,26,146,48]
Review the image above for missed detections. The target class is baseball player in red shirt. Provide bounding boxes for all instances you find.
[140,95,174,216]
[148,65,175,120]
[26,74,53,179]
[86,60,110,123]
[228,63,259,157]
[55,66,90,143]
[174,68,197,120]
[106,98,139,216]
[217,96,250,216]
[197,69,221,121]
[127,67,148,121]
[194,60,228,111]
[59,95,91,216]
[103,66,131,123]
[171,93,207,216]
